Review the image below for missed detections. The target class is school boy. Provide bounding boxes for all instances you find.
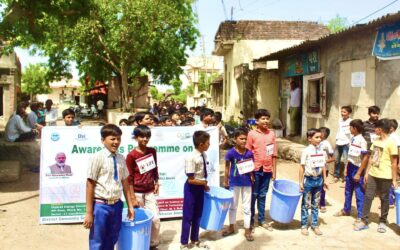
[388,119,400,208]
[246,109,277,231]
[299,128,328,236]
[159,115,173,126]
[318,127,335,213]
[126,125,160,248]
[363,105,380,149]
[332,105,353,183]
[62,108,80,126]
[180,131,210,250]
[193,108,214,130]
[83,124,134,250]
[222,128,254,241]
[334,119,368,223]
[354,119,398,233]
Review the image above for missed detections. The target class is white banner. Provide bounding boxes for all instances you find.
[39,126,219,224]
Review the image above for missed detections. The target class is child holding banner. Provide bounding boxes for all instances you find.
[223,128,255,241]
[180,130,210,250]
[83,124,134,250]
[126,125,161,248]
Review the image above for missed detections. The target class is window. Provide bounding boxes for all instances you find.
[306,74,326,115]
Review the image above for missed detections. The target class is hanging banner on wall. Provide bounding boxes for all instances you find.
[283,50,320,77]
[373,21,400,60]
[39,126,219,224]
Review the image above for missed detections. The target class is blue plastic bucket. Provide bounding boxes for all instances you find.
[117,208,154,250]
[269,179,302,223]
[395,188,400,226]
[200,186,233,231]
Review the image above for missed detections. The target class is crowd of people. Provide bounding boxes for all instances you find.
[5,97,399,248]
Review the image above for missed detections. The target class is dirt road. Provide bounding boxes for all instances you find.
[0,159,399,250]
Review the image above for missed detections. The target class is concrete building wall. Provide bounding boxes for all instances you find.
[224,39,303,121]
[257,70,280,120]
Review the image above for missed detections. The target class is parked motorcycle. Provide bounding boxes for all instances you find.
[78,104,98,119]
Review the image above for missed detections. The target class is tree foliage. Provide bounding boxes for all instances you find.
[327,14,348,34]
[0,0,199,111]
[21,63,51,95]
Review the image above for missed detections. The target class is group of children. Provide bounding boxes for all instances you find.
[81,104,399,249]
[301,105,399,235]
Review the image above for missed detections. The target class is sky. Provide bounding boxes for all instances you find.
[14,0,400,81]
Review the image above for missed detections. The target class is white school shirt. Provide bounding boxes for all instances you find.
[301,144,327,177]
[185,149,207,181]
[319,140,334,156]
[389,133,400,147]
[347,134,368,167]
[45,108,58,126]
[87,148,129,200]
[336,118,352,146]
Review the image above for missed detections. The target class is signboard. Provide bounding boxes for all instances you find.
[39,126,219,224]
[283,50,320,77]
[373,21,400,60]
[351,72,366,87]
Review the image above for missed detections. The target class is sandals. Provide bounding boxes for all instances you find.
[259,222,273,231]
[301,227,309,236]
[320,206,327,213]
[377,223,386,233]
[333,209,350,217]
[354,221,369,231]
[193,241,210,249]
[222,228,235,237]
[244,228,254,241]
[312,227,323,236]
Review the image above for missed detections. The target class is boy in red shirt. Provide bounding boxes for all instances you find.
[246,109,277,231]
[126,125,160,248]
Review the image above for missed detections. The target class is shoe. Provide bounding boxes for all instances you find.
[250,224,255,233]
[312,227,323,236]
[259,222,273,231]
[354,221,369,231]
[333,209,350,217]
[320,206,327,213]
[353,218,362,225]
[221,228,235,237]
[180,244,189,250]
[377,222,386,233]
[244,228,254,241]
[301,227,309,236]
[192,241,209,249]
[330,177,339,184]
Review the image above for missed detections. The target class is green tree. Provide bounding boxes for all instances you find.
[149,86,164,102]
[198,72,219,92]
[0,0,199,111]
[21,63,51,98]
[327,14,348,34]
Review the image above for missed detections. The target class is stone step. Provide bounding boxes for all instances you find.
[0,160,21,182]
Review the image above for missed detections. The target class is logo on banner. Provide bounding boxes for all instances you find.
[75,133,88,141]
[51,132,60,141]
[177,132,191,140]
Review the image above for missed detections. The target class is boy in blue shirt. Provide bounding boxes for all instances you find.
[222,128,254,241]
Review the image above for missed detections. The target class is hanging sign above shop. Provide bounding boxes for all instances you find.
[373,21,400,60]
[283,50,320,77]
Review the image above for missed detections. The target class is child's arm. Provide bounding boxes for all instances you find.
[83,179,95,229]
[326,154,335,163]
[391,155,398,188]
[322,166,328,190]
[153,150,160,195]
[272,156,277,180]
[122,178,135,220]
[224,161,230,189]
[354,154,369,182]
[299,165,305,192]
[129,185,140,207]
[187,176,209,191]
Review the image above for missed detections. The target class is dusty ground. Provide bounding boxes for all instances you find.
[1,156,399,250]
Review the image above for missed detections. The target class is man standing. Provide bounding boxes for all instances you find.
[45,99,58,126]
[288,81,301,136]
[48,152,72,174]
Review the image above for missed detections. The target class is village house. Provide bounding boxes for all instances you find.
[212,20,329,122]
[0,52,21,128]
[254,12,400,145]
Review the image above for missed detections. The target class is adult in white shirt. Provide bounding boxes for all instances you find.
[44,99,58,126]
[288,81,301,136]
[96,99,104,118]
[5,102,38,142]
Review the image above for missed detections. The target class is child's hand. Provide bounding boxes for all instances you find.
[353,173,360,182]
[272,172,276,181]
[393,180,398,189]
[224,179,229,189]
[250,175,255,183]
[127,207,135,221]
[154,183,160,195]
[299,183,304,192]
[344,168,347,177]
[83,213,93,229]
[364,175,369,184]
[204,185,210,192]
[323,183,329,191]
[131,198,140,208]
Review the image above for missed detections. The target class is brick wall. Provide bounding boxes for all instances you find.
[215,21,330,41]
